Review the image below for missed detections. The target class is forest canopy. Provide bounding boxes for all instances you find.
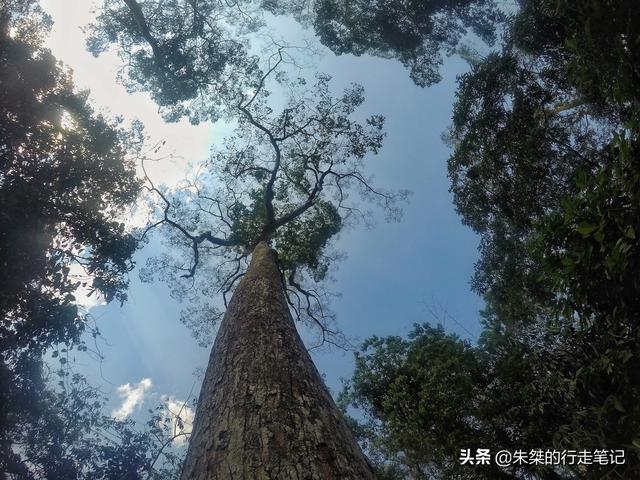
[341,1,640,479]
[1,0,639,479]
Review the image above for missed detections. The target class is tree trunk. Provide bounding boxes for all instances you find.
[181,242,374,479]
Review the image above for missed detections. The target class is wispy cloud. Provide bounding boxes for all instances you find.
[112,378,153,420]
[160,396,195,445]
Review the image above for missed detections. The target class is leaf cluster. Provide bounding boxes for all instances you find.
[255,0,503,87]
[0,4,154,476]
[341,1,640,479]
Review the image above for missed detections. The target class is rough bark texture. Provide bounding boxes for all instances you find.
[181,242,374,479]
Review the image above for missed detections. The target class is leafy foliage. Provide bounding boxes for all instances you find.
[340,325,565,479]
[2,349,187,479]
[89,0,504,107]
[342,1,640,479]
[0,1,139,355]
[534,129,640,461]
[339,325,490,479]
[87,0,262,124]
[0,2,161,476]
[256,0,502,86]
[310,0,502,86]
[138,68,406,346]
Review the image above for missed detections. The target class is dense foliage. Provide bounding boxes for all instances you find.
[91,0,502,95]
[87,0,264,124]
[340,325,550,479]
[258,0,502,87]
[342,1,640,479]
[449,1,640,474]
[0,1,138,358]
[0,2,182,477]
[2,359,187,479]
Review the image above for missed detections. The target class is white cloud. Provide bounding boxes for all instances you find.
[160,396,195,445]
[112,378,153,420]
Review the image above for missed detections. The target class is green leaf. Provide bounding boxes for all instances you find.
[576,223,598,235]
[612,396,625,413]
[561,256,574,267]
[622,351,634,363]
[624,226,636,239]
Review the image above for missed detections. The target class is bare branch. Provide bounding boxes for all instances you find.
[140,158,239,279]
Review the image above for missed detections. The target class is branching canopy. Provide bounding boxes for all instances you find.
[89,0,408,347]
[140,67,407,347]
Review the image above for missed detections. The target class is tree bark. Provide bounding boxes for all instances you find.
[181,242,374,479]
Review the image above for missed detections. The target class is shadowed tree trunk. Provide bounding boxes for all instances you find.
[181,242,374,479]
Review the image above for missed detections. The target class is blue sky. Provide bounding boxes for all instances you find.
[40,0,483,437]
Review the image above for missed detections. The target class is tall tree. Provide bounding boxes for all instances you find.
[182,241,375,478]
[139,72,403,478]
[89,2,407,476]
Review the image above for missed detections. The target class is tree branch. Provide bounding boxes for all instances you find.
[140,159,239,279]
[123,0,164,64]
